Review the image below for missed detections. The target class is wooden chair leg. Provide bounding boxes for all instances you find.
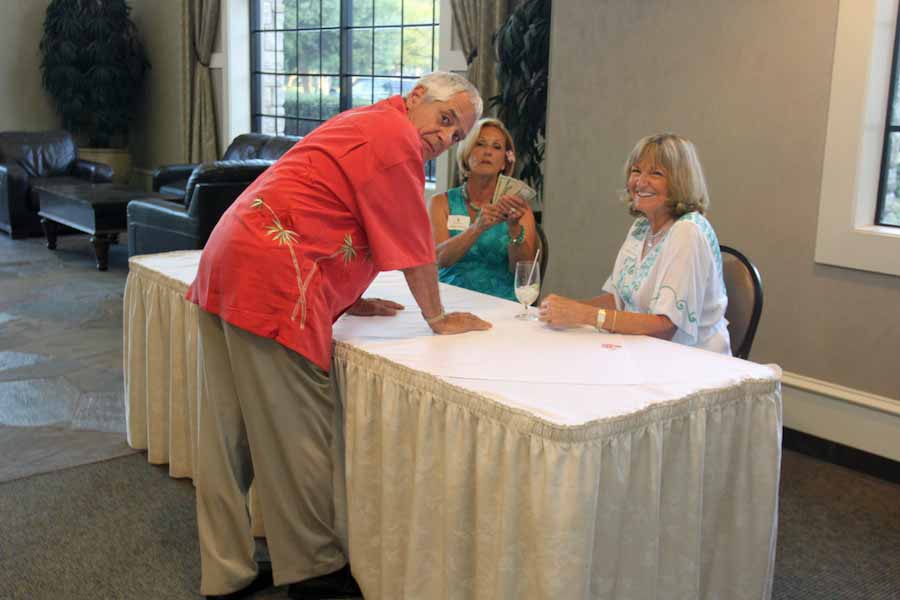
[41,218,58,250]
[90,234,113,271]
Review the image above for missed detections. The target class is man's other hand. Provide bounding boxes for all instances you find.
[347,298,405,316]
[429,311,492,334]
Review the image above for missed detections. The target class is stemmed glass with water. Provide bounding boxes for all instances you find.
[514,259,541,320]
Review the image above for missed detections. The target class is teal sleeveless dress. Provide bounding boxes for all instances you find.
[438,186,516,301]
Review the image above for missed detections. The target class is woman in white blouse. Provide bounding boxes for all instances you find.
[538,133,731,355]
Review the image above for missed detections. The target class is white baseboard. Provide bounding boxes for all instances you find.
[782,371,900,462]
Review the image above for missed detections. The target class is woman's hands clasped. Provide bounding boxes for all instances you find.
[472,194,531,232]
[496,194,531,225]
[473,203,506,232]
[538,294,597,328]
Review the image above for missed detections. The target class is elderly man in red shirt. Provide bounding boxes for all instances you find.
[186,71,489,600]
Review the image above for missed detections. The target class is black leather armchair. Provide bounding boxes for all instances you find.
[127,160,273,256]
[152,133,299,200]
[0,131,113,238]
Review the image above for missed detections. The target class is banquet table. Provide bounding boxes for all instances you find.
[124,250,782,600]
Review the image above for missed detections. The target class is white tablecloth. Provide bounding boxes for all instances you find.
[124,250,782,600]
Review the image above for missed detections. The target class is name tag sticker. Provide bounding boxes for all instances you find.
[447,215,471,231]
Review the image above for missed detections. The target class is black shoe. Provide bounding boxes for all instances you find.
[287,564,362,599]
[206,566,274,600]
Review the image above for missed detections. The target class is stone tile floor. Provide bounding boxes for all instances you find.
[0,232,135,481]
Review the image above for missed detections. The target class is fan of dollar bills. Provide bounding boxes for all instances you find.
[491,174,537,207]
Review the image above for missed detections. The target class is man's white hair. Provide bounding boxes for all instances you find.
[414,71,483,121]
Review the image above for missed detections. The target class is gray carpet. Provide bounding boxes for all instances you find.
[0,453,345,600]
[0,447,897,599]
[0,233,136,482]
[773,450,900,599]
[0,454,202,599]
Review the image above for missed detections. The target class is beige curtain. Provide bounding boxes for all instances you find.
[182,0,221,162]
[450,0,515,111]
[448,0,514,187]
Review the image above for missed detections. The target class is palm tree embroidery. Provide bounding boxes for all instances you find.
[340,234,357,264]
[251,198,368,328]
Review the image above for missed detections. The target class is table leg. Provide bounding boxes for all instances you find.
[90,234,114,271]
[41,218,58,250]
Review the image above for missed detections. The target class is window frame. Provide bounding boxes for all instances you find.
[814,0,900,277]
[249,0,439,142]
[874,2,900,227]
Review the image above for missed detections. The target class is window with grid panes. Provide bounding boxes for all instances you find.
[251,0,440,180]
[876,8,900,227]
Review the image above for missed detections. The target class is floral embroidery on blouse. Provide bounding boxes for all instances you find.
[615,256,639,310]
[651,285,697,322]
[615,217,668,312]
[678,212,722,273]
[614,213,720,315]
[252,197,367,328]
[630,218,650,241]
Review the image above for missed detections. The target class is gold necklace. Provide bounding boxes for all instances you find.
[645,221,673,251]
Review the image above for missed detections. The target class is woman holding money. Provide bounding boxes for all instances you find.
[429,118,540,301]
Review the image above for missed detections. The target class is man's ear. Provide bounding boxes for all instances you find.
[406,84,427,107]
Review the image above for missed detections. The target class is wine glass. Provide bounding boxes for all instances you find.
[514,260,541,320]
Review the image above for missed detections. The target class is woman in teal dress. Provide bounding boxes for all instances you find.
[429,118,539,301]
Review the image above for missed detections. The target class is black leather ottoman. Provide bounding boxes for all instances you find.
[35,182,176,270]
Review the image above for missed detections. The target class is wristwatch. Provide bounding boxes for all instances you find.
[595,308,608,332]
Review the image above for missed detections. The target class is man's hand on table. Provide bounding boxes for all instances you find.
[347,297,405,316]
[429,312,492,334]
[400,262,490,333]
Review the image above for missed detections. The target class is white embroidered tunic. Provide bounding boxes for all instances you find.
[602,212,731,355]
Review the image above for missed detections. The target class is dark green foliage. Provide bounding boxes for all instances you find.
[39,0,150,147]
[491,0,550,194]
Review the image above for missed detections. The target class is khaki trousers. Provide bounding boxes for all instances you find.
[196,310,347,595]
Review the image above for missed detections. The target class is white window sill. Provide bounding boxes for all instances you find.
[815,220,900,276]
[856,224,900,238]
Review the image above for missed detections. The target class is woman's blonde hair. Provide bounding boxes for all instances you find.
[456,118,516,179]
[621,133,710,217]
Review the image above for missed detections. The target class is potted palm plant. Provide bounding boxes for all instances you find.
[492,0,551,207]
[39,0,150,183]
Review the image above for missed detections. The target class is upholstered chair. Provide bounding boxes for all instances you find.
[128,160,273,256]
[0,131,113,238]
[151,133,299,201]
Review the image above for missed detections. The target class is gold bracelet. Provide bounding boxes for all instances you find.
[610,310,617,333]
[425,310,446,324]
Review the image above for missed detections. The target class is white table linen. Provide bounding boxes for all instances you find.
[124,250,781,600]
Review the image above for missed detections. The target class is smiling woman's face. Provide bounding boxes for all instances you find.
[627,154,671,220]
[466,125,507,177]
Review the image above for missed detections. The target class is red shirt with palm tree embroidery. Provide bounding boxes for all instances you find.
[186,96,435,372]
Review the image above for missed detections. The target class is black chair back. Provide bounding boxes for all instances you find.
[720,245,763,359]
[536,224,549,283]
